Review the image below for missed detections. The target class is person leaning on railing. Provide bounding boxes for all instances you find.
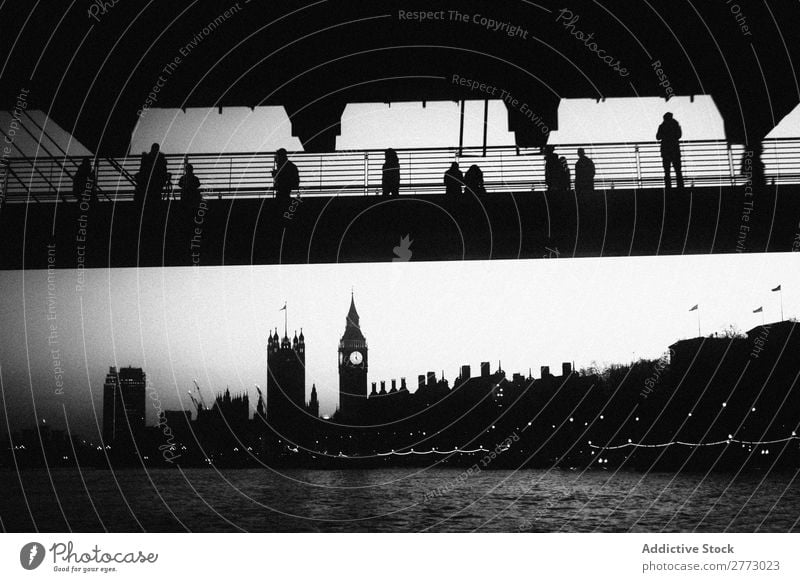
[444,162,464,196]
[657,112,684,190]
[272,148,299,201]
[134,143,169,205]
[179,164,202,207]
[574,148,595,195]
[72,157,97,203]
[463,164,486,196]
[382,148,400,196]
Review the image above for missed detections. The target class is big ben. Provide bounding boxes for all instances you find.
[338,292,368,420]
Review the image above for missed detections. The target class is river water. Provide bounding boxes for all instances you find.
[1,468,798,532]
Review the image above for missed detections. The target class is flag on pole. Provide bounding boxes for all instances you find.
[279,302,288,336]
[689,304,698,311]
[753,306,763,313]
[772,285,782,292]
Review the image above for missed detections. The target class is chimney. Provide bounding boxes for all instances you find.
[427,371,436,386]
[418,374,425,390]
[562,362,572,376]
[541,365,550,378]
[391,379,397,392]
[400,377,407,391]
[460,365,471,380]
[379,381,386,394]
[370,382,377,396]
[481,362,490,377]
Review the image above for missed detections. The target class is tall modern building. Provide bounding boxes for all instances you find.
[102,366,146,445]
[338,293,368,420]
[266,324,306,428]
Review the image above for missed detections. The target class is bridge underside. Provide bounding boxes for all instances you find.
[3,186,798,270]
[2,1,799,154]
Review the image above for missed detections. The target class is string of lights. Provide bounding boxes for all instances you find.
[588,432,799,451]
[329,447,492,458]
[376,447,490,456]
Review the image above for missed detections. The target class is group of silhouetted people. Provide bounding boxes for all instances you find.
[132,143,202,208]
[443,162,486,196]
[117,113,766,208]
[542,145,597,194]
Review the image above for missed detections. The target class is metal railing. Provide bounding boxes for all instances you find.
[2,138,800,204]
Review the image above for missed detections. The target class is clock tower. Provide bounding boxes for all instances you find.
[338,292,368,420]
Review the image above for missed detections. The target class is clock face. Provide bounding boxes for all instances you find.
[349,351,363,365]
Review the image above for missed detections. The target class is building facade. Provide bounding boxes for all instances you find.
[267,326,306,428]
[102,366,146,445]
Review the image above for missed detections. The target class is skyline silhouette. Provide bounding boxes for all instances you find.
[1,252,798,435]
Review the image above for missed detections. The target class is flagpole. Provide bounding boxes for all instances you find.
[284,302,288,337]
[780,288,784,321]
[697,307,701,337]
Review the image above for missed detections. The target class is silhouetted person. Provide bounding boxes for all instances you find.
[657,112,683,189]
[382,148,400,196]
[444,162,464,196]
[179,164,201,206]
[741,143,766,188]
[272,148,299,201]
[543,145,560,192]
[574,148,595,194]
[136,143,168,205]
[72,157,96,203]
[557,156,571,192]
[463,164,486,196]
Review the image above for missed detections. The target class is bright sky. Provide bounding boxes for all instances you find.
[4,96,796,162]
[129,106,303,155]
[126,96,733,156]
[1,253,798,437]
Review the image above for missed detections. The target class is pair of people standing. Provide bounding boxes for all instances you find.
[544,146,595,194]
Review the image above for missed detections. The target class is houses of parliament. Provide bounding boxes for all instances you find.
[266,291,369,426]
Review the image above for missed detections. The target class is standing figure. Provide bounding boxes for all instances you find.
[178,164,202,207]
[463,164,486,196]
[272,148,299,201]
[656,112,684,190]
[557,156,571,192]
[443,162,464,196]
[136,143,169,205]
[382,148,400,197]
[543,145,560,192]
[72,157,96,203]
[574,148,595,194]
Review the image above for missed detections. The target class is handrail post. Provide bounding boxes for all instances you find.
[727,143,735,186]
[0,159,7,207]
[363,152,368,196]
[634,144,642,189]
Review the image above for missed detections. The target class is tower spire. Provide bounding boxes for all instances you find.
[346,291,361,329]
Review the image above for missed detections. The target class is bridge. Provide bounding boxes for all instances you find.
[1,141,797,269]
[3,138,800,203]
[2,1,800,269]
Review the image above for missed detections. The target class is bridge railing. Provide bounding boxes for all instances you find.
[2,138,799,203]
